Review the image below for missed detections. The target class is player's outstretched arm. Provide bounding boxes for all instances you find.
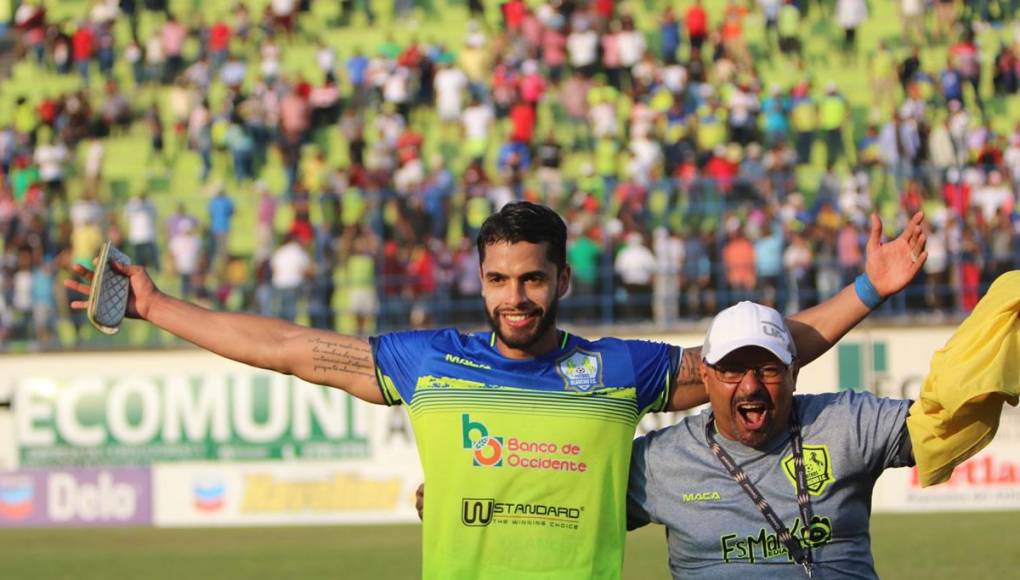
[666,212,927,412]
[65,262,385,404]
[787,211,927,362]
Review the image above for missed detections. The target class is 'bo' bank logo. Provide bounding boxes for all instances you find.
[462,414,503,467]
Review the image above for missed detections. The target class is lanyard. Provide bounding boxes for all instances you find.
[704,401,815,578]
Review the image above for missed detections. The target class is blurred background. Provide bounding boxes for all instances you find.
[0,0,1019,578]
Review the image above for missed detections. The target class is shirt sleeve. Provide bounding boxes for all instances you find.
[369,329,442,406]
[627,433,657,531]
[627,340,683,415]
[843,390,914,474]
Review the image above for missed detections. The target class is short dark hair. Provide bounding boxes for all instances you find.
[476,202,568,271]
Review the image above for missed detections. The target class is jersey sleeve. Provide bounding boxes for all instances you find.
[842,390,914,474]
[626,340,682,415]
[369,329,442,406]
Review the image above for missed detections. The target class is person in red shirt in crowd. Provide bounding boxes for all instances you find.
[397,126,424,164]
[397,39,422,68]
[518,60,546,109]
[208,19,231,71]
[407,242,437,328]
[900,179,924,216]
[720,0,750,69]
[501,0,526,33]
[72,21,96,84]
[943,168,970,217]
[37,97,59,130]
[704,145,739,193]
[509,94,536,143]
[594,0,617,27]
[686,0,708,51]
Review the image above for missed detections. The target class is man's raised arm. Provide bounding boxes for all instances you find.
[66,262,385,404]
[667,212,927,411]
[786,211,927,360]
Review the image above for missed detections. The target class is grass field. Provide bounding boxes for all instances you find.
[2,511,1018,579]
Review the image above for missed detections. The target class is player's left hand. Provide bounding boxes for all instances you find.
[865,211,927,297]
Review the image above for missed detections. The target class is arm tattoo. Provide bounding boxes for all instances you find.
[676,347,703,388]
[307,337,375,378]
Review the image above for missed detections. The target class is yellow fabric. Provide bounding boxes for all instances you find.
[907,270,1020,487]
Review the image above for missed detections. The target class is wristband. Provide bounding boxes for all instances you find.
[854,272,885,310]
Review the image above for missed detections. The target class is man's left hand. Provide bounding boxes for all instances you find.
[865,211,927,297]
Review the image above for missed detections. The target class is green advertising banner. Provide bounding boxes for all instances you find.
[14,372,370,466]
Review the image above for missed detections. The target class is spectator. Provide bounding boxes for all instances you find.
[722,224,756,305]
[614,231,657,321]
[207,184,235,267]
[269,234,310,322]
[124,191,159,270]
[168,219,202,300]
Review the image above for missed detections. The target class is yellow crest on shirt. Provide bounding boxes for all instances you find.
[782,445,834,496]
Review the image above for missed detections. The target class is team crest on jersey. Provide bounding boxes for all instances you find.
[556,349,603,392]
[782,444,834,496]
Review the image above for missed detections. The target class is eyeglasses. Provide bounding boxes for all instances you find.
[708,363,789,385]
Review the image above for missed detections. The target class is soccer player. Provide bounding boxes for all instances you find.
[66,202,926,579]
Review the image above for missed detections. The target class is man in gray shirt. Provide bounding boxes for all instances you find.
[628,301,915,579]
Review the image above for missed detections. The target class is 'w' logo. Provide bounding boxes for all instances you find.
[462,498,494,526]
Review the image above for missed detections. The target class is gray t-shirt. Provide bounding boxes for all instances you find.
[628,391,913,579]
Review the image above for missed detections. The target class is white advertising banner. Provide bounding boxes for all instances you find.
[1,351,421,468]
[3,322,1017,523]
[153,459,422,526]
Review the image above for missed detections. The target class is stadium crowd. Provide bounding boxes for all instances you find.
[2,0,1020,350]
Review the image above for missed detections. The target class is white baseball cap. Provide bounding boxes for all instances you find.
[702,302,796,365]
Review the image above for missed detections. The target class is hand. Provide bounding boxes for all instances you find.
[65,260,162,320]
[415,483,424,521]
[864,211,927,297]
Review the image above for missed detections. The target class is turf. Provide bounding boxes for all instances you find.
[1,511,1017,579]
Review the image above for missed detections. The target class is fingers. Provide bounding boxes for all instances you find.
[70,263,95,281]
[901,211,924,244]
[866,213,881,253]
[910,232,927,264]
[64,278,92,295]
[69,300,88,310]
[111,260,133,275]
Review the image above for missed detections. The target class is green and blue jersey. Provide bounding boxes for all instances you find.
[371,328,681,579]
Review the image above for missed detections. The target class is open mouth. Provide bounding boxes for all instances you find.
[735,401,770,431]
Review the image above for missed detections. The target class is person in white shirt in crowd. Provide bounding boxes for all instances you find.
[80,135,105,197]
[123,190,160,270]
[461,96,494,160]
[270,234,311,322]
[615,231,658,321]
[653,226,684,326]
[567,15,599,77]
[971,170,1013,223]
[167,219,203,301]
[34,136,69,201]
[836,0,868,58]
[434,61,468,124]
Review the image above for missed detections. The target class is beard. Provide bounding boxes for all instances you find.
[486,297,560,352]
